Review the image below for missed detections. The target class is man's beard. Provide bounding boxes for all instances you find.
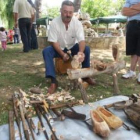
[64,16,72,21]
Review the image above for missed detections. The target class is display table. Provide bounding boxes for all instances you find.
[0,95,139,140]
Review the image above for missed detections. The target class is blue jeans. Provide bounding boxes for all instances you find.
[14,34,19,43]
[42,43,90,78]
[18,18,31,52]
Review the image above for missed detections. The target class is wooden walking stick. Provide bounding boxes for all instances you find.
[37,105,58,140]
[19,101,30,140]
[14,93,30,140]
[24,114,36,140]
[18,91,36,140]
[33,104,49,140]
[9,111,15,140]
[13,95,23,140]
[29,118,36,132]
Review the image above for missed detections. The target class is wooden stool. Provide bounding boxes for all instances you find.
[55,58,72,74]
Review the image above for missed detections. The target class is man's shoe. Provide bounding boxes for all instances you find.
[82,78,96,85]
[137,73,140,83]
[122,70,136,79]
[48,83,58,94]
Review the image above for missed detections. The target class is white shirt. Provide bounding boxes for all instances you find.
[48,16,85,50]
[13,0,34,19]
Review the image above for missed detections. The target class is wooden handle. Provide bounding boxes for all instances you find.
[9,111,15,140]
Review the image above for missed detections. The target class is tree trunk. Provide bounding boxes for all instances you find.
[67,61,126,80]
[35,0,42,19]
[73,0,82,12]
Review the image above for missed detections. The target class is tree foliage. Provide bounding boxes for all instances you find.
[0,0,14,29]
[81,0,125,18]
[41,7,60,18]
[0,0,125,28]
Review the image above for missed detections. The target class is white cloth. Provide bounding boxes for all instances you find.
[0,31,7,41]
[48,16,85,50]
[13,0,34,19]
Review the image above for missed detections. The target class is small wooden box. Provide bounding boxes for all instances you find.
[55,58,72,74]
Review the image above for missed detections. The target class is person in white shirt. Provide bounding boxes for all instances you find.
[42,0,95,94]
[13,0,34,52]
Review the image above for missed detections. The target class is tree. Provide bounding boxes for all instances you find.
[0,0,14,29]
[73,0,82,12]
[111,0,125,15]
[81,0,125,18]
[35,0,42,19]
[5,0,15,28]
[45,7,60,18]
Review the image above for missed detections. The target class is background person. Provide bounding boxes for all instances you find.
[7,29,14,43]
[13,0,34,52]
[0,27,7,51]
[42,1,95,94]
[122,0,140,83]
[13,25,20,43]
[27,0,38,50]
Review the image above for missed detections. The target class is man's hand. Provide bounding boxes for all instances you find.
[77,52,85,63]
[62,53,70,61]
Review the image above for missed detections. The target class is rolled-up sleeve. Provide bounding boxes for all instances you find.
[123,0,130,8]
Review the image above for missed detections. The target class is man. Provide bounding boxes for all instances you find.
[42,0,95,94]
[27,0,38,50]
[121,0,140,83]
[13,0,34,52]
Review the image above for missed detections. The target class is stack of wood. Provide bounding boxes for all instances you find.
[38,25,47,37]
[9,88,83,140]
[78,13,98,37]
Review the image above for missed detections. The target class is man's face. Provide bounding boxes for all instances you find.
[61,5,74,23]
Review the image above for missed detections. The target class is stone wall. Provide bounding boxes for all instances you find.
[37,36,126,50]
[37,37,50,49]
[85,36,125,50]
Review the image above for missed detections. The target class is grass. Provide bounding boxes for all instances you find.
[0,43,140,125]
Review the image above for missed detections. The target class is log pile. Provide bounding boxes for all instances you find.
[76,13,98,37]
